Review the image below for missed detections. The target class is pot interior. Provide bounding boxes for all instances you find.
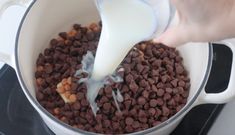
[17,0,210,133]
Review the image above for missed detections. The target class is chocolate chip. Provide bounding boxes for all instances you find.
[157,82,164,89]
[44,87,52,95]
[125,74,133,83]
[129,80,139,92]
[36,78,47,88]
[122,85,129,93]
[150,85,157,92]
[132,121,140,129]
[156,89,165,97]
[46,102,54,108]
[50,39,58,46]
[136,64,144,73]
[163,93,171,101]
[142,66,150,74]
[181,99,187,104]
[151,69,159,77]
[81,99,89,107]
[81,27,88,34]
[150,99,158,107]
[185,82,191,89]
[103,103,111,110]
[161,75,169,83]
[73,102,81,110]
[75,31,82,40]
[139,80,148,88]
[124,94,131,101]
[125,117,134,125]
[168,99,176,106]
[178,80,186,87]
[157,98,164,106]
[123,64,131,74]
[139,117,148,123]
[71,83,78,91]
[36,91,44,101]
[148,78,155,85]
[149,92,157,99]
[45,64,53,74]
[148,108,156,116]
[125,125,134,133]
[137,97,146,105]
[182,91,189,98]
[132,51,140,58]
[171,79,178,87]
[76,92,85,100]
[86,30,95,41]
[152,59,162,67]
[142,90,149,98]
[148,118,155,125]
[104,86,112,95]
[131,98,137,106]
[175,64,184,74]
[138,110,147,117]
[165,88,173,94]
[73,24,81,30]
[59,32,67,39]
[61,117,69,124]
[100,96,109,104]
[175,56,182,62]
[124,100,131,110]
[166,64,174,72]
[64,111,73,118]
[145,46,153,56]
[178,87,184,94]
[129,108,137,116]
[162,106,170,117]
[94,124,103,132]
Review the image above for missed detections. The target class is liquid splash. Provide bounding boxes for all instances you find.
[112,89,124,113]
[75,51,124,115]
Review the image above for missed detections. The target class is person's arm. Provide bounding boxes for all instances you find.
[154,0,235,47]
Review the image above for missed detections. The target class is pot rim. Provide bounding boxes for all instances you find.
[14,0,213,134]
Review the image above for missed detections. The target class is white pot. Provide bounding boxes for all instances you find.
[1,0,235,135]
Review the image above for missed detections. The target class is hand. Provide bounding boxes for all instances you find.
[154,0,235,47]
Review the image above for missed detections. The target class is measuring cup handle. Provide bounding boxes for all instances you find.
[0,0,32,67]
[198,39,235,104]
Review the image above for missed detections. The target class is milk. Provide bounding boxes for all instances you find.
[92,0,157,80]
[79,0,157,115]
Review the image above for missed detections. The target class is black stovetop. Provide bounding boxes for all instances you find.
[0,44,232,135]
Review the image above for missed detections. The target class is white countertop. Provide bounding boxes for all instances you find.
[0,4,234,135]
[208,100,235,135]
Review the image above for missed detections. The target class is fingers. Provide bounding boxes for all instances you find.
[153,26,189,47]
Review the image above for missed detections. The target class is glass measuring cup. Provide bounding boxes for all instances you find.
[95,0,175,40]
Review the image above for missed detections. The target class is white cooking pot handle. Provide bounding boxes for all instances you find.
[0,0,31,67]
[198,39,235,104]
[0,0,31,16]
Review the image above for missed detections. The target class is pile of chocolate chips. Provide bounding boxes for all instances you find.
[35,22,190,134]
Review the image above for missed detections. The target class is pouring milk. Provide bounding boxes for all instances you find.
[92,0,157,80]
[77,0,157,115]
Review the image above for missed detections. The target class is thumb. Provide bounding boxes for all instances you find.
[153,26,189,47]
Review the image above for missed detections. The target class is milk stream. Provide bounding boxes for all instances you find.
[76,0,157,115]
[92,0,157,80]
[75,52,124,115]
